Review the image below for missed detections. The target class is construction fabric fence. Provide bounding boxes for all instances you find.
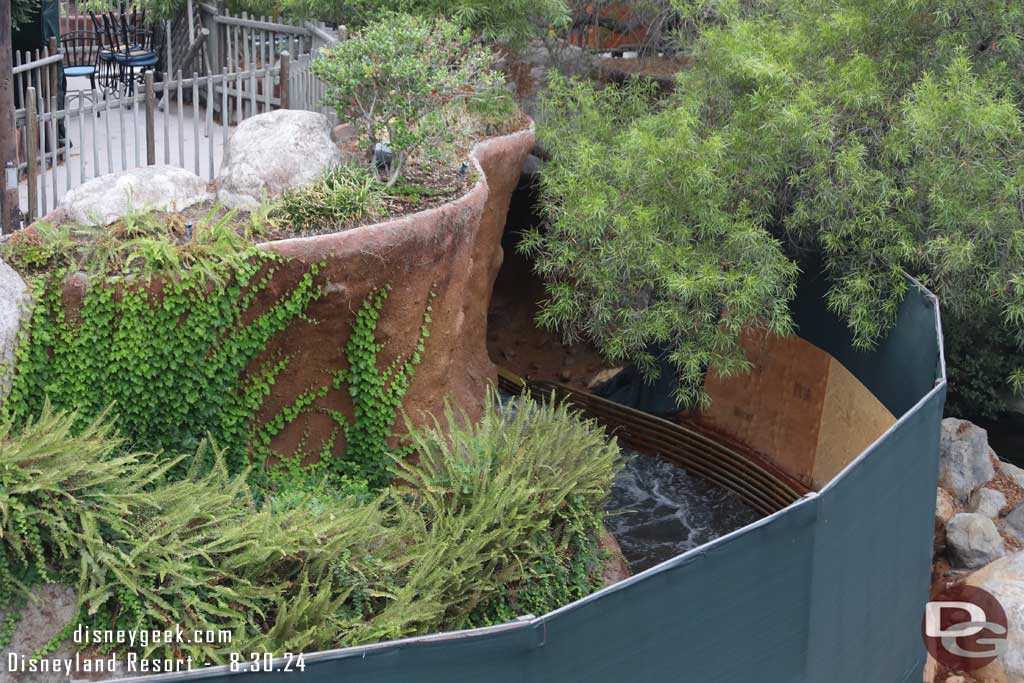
[135,275,946,683]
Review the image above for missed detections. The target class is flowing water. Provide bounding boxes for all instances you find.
[606,451,760,572]
[497,392,761,574]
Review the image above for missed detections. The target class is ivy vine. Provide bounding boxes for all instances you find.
[3,251,322,472]
[3,257,433,489]
[327,285,433,488]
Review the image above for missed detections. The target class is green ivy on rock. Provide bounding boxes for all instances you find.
[3,255,435,490]
[3,252,323,472]
[328,285,432,488]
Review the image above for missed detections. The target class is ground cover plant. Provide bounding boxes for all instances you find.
[0,393,620,662]
[270,164,389,234]
[0,203,430,492]
[530,0,1024,416]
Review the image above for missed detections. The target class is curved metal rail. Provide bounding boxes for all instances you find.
[498,368,806,516]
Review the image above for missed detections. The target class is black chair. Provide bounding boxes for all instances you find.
[111,9,158,96]
[89,10,120,95]
[60,30,100,106]
[90,7,157,97]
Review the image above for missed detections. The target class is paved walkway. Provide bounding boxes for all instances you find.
[19,75,235,220]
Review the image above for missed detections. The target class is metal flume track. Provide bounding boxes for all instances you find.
[498,369,804,516]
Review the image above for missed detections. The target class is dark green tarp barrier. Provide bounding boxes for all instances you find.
[130,279,944,683]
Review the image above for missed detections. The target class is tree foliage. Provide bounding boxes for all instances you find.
[525,75,798,407]
[313,13,505,186]
[532,0,1024,413]
[230,0,568,49]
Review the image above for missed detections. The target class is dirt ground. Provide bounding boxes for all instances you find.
[597,54,691,78]
[486,179,614,391]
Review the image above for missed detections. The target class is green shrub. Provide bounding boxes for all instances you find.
[435,0,570,48]
[1,221,75,275]
[0,205,270,282]
[0,392,619,661]
[271,164,387,232]
[312,13,506,186]
[355,389,621,639]
[230,0,568,49]
[11,0,40,31]
[531,1,1024,413]
[525,74,798,407]
[0,405,392,661]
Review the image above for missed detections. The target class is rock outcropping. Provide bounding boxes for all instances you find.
[217,109,342,210]
[967,487,1006,519]
[964,551,1024,681]
[59,165,212,225]
[930,418,1024,682]
[0,257,28,403]
[939,419,995,502]
[945,512,1005,569]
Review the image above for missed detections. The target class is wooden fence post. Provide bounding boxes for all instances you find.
[279,51,290,109]
[47,37,59,108]
[145,72,156,165]
[203,2,222,78]
[0,1,20,232]
[25,91,38,225]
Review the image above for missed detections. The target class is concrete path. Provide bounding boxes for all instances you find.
[18,75,236,221]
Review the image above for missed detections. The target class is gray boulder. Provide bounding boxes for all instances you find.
[946,512,1006,569]
[216,109,342,210]
[0,584,78,683]
[0,257,29,404]
[965,550,1024,679]
[1004,503,1024,543]
[939,418,995,502]
[59,165,212,225]
[968,487,1007,519]
[999,459,1024,490]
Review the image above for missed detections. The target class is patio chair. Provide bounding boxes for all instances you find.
[60,30,100,109]
[112,9,158,97]
[89,10,121,95]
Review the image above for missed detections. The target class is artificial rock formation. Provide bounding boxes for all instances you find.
[58,165,212,225]
[25,120,533,465]
[255,125,535,456]
[0,584,78,683]
[0,258,28,403]
[217,109,343,210]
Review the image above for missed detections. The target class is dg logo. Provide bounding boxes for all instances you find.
[922,584,1009,671]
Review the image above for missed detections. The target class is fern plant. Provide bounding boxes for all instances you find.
[0,392,620,662]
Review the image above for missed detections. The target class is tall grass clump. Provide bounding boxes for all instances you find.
[0,392,620,661]
[271,164,389,233]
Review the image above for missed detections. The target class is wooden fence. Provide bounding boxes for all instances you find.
[12,43,62,114]
[6,4,344,228]
[16,57,292,223]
